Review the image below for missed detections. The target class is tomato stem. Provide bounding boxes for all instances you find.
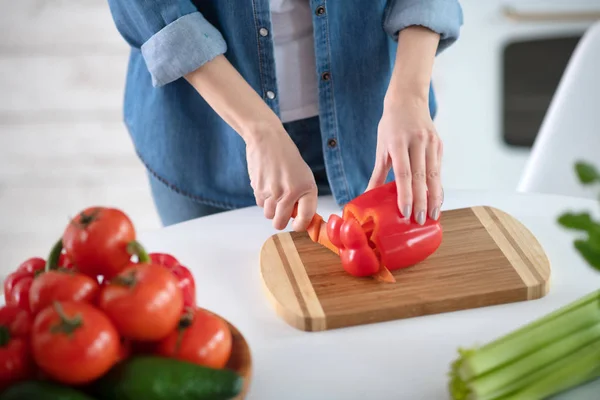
[174,310,194,353]
[112,269,138,288]
[76,208,101,228]
[0,326,10,347]
[127,240,150,264]
[46,238,64,272]
[50,301,82,336]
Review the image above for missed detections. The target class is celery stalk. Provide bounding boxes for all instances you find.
[500,339,600,400]
[449,289,600,400]
[460,290,600,380]
[470,323,600,399]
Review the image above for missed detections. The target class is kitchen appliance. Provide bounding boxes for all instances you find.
[435,0,599,190]
[260,206,551,332]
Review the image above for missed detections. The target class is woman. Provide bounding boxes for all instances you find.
[106,0,463,231]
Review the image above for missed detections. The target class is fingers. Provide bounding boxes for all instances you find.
[408,134,427,225]
[427,135,442,221]
[292,193,317,232]
[273,195,296,230]
[366,158,389,192]
[391,143,413,219]
[263,196,277,220]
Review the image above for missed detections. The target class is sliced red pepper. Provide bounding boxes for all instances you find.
[290,182,442,282]
[291,205,339,254]
[342,181,443,272]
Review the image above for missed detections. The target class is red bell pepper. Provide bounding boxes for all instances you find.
[292,181,443,282]
[149,253,196,309]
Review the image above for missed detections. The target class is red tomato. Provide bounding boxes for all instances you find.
[4,258,45,307]
[16,257,46,274]
[29,270,100,314]
[62,207,136,279]
[7,278,33,312]
[156,308,232,369]
[0,305,32,338]
[117,338,132,363]
[0,337,34,391]
[31,301,120,385]
[58,252,76,270]
[99,263,183,341]
[149,253,196,308]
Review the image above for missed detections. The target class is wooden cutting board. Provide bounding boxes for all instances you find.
[259,206,551,332]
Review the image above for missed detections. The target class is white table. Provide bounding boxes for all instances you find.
[137,189,600,400]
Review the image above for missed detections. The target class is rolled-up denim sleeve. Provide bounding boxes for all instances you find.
[107,0,227,87]
[384,0,463,53]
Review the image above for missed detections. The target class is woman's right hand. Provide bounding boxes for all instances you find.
[245,122,318,231]
[184,55,317,231]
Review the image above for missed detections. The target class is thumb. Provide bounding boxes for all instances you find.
[366,158,388,192]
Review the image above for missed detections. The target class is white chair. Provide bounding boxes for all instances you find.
[518,21,600,200]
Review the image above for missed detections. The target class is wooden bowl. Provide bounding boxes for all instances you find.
[208,310,252,399]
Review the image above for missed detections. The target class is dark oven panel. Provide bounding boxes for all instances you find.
[502,35,582,147]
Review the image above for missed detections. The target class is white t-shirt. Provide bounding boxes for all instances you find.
[269,0,319,123]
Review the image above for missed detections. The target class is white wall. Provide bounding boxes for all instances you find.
[0,1,161,277]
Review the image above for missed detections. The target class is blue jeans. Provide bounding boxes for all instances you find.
[148,116,331,226]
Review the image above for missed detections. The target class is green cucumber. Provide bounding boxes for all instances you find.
[89,356,243,400]
[0,380,96,400]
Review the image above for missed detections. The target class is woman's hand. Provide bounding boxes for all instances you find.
[366,26,443,225]
[367,97,442,225]
[184,55,317,231]
[245,122,318,231]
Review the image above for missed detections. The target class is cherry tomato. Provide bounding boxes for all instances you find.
[0,337,33,391]
[62,207,136,279]
[58,252,76,270]
[99,263,183,341]
[16,257,46,274]
[29,270,100,314]
[0,305,32,338]
[149,253,196,308]
[7,278,33,312]
[4,258,45,307]
[156,308,232,369]
[31,301,119,385]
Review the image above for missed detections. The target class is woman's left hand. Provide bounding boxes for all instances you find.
[366,26,443,225]
[366,95,443,225]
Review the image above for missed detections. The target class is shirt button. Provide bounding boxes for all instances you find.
[327,138,337,148]
[266,91,276,100]
[259,28,269,37]
[315,5,326,16]
[321,71,331,81]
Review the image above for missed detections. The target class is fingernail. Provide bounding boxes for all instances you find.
[402,205,412,219]
[431,207,440,221]
[416,211,426,225]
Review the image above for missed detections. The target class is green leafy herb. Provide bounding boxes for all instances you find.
[575,161,600,185]
[558,160,600,271]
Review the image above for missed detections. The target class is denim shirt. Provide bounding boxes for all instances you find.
[106,0,463,210]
